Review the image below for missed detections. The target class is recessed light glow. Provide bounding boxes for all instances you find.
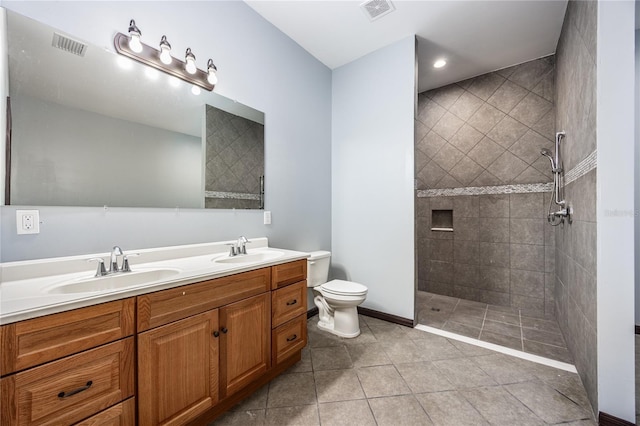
[433,59,447,68]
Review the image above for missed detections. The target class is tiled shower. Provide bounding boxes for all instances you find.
[416,55,557,318]
[415,0,598,416]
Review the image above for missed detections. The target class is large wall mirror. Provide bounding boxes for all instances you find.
[5,9,265,209]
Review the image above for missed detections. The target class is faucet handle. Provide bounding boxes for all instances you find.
[88,258,107,277]
[121,253,139,273]
[239,240,251,255]
[226,243,238,256]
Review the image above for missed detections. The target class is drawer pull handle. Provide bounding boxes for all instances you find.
[213,331,220,337]
[286,299,298,306]
[58,381,93,399]
[221,327,228,334]
[286,334,298,342]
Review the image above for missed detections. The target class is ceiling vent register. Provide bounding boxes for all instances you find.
[52,32,87,57]
[360,0,395,21]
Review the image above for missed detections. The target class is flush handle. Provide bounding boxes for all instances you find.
[286,299,298,306]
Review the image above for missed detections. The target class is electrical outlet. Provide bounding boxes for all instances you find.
[16,210,40,235]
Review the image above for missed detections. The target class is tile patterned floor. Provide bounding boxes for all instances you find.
[211,314,595,425]
[416,291,573,363]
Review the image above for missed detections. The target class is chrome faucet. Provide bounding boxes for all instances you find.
[110,246,123,273]
[237,236,249,255]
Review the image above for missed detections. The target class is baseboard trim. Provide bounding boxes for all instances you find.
[599,411,635,426]
[307,307,319,319]
[635,324,639,335]
[357,306,414,328]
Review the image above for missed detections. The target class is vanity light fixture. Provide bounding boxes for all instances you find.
[128,20,143,53]
[184,48,197,74]
[114,19,217,91]
[207,59,218,85]
[159,35,172,65]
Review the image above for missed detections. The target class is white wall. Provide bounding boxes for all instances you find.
[331,36,416,320]
[596,0,636,421]
[636,29,640,326]
[0,1,332,261]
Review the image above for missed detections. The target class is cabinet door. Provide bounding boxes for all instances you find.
[220,293,270,398]
[138,310,219,426]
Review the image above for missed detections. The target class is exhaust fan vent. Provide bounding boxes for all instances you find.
[360,0,395,21]
[52,32,87,57]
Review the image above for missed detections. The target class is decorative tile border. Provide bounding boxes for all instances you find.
[564,150,596,185]
[417,182,553,197]
[204,191,260,200]
[416,150,597,198]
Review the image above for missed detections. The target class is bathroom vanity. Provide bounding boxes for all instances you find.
[0,239,308,425]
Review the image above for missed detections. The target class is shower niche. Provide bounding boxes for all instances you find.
[431,209,453,232]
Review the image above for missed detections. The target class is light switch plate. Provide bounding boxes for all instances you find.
[16,210,40,234]
[263,211,272,225]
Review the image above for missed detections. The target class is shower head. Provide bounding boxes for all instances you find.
[540,148,556,170]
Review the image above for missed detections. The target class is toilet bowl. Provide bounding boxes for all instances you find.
[307,251,368,338]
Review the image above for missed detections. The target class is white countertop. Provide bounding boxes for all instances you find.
[0,238,310,324]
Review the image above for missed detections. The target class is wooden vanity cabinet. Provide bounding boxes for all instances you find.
[0,259,308,425]
[0,300,135,426]
[137,311,219,426]
[219,293,271,399]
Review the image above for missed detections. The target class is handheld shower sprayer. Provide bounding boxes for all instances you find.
[542,131,571,225]
[540,148,556,171]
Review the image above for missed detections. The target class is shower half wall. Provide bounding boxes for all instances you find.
[416,56,556,318]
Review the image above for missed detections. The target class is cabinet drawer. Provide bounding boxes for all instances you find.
[272,260,307,289]
[272,314,307,365]
[272,281,307,328]
[74,397,135,426]
[137,267,270,331]
[1,298,135,375]
[1,338,134,426]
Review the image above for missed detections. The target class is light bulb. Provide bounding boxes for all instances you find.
[185,48,197,74]
[207,59,217,85]
[159,35,172,65]
[128,19,143,53]
[191,85,201,96]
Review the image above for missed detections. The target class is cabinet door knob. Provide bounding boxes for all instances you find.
[58,381,93,398]
[286,299,298,306]
[213,331,220,337]
[221,327,228,334]
[286,334,298,342]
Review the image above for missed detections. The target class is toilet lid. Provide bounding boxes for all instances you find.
[321,279,368,295]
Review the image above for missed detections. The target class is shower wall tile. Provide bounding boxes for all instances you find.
[479,242,510,268]
[420,193,552,316]
[510,219,544,245]
[554,0,597,415]
[416,56,556,190]
[479,195,510,217]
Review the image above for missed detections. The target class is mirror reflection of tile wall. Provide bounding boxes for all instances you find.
[205,105,265,209]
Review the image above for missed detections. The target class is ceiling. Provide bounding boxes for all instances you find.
[245,0,568,93]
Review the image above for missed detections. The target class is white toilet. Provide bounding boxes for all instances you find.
[307,251,368,338]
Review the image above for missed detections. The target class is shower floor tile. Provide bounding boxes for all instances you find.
[417,290,573,364]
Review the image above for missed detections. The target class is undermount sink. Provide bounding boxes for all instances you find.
[213,250,284,264]
[46,268,182,294]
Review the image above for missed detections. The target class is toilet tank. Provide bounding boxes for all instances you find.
[307,251,331,288]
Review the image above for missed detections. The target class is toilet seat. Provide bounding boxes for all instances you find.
[320,279,368,296]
